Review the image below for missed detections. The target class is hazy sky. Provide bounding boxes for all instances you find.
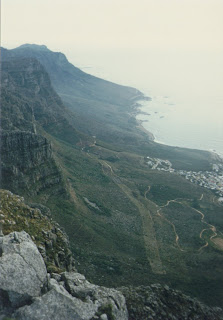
[1,0,223,153]
[2,0,223,53]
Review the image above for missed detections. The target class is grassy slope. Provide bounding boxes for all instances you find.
[33,126,223,307]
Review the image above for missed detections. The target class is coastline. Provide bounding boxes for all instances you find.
[136,118,155,141]
[135,96,223,163]
[131,96,155,141]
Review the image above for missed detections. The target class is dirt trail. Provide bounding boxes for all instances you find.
[150,192,218,252]
[155,199,185,252]
[192,206,217,250]
[144,186,184,252]
[101,164,165,274]
[101,160,219,259]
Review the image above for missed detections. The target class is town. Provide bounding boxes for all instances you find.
[146,156,223,201]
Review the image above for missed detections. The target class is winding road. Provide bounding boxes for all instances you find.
[100,159,219,264]
[155,199,185,252]
[147,191,218,252]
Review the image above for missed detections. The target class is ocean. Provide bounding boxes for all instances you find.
[67,48,223,157]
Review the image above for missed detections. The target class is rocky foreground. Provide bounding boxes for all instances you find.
[0,231,222,320]
[0,230,128,320]
[0,190,223,319]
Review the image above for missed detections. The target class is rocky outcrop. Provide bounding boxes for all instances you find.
[0,230,128,320]
[0,189,75,273]
[0,231,47,312]
[15,272,128,320]
[120,285,223,320]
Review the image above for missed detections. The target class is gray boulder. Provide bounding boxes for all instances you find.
[0,230,128,320]
[14,281,88,320]
[61,271,128,320]
[0,231,47,308]
[14,274,128,320]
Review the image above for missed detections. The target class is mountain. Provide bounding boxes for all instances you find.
[1,44,147,144]
[1,44,215,171]
[1,44,223,310]
[1,56,91,145]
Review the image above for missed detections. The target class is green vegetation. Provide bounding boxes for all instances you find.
[148,184,186,205]
[1,45,223,308]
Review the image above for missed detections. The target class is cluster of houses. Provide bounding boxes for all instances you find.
[146,156,223,200]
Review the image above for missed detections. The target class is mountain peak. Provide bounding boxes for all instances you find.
[17,43,49,51]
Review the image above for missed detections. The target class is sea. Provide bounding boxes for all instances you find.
[67,48,223,158]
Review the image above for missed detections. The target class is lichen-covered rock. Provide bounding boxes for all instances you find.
[14,274,128,320]
[0,231,47,308]
[14,282,87,320]
[61,272,128,320]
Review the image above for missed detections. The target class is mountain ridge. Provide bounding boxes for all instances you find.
[1,44,151,144]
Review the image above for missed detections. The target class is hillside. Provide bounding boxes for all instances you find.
[1,190,222,319]
[1,44,146,144]
[1,45,223,310]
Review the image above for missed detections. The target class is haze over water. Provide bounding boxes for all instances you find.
[68,48,223,157]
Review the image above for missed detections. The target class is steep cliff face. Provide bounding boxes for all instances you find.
[1,57,59,130]
[1,88,36,133]
[1,132,63,196]
[1,58,88,145]
[0,57,87,197]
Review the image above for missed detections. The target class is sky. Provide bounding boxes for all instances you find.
[2,0,223,53]
[1,0,223,153]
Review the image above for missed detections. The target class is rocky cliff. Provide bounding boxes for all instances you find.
[1,132,63,197]
[0,57,86,198]
[1,58,89,145]
[0,230,128,320]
